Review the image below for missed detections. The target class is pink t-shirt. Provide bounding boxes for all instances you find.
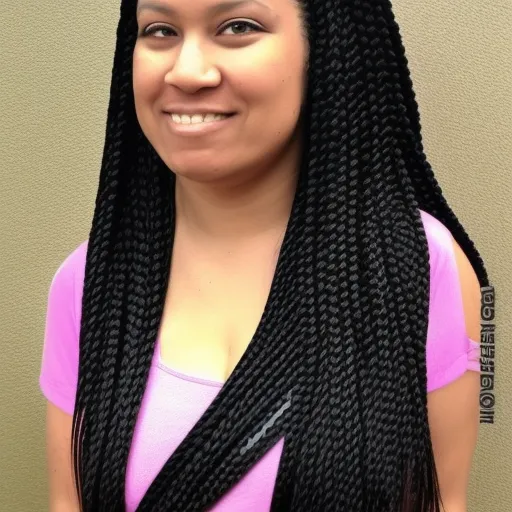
[39,209,480,511]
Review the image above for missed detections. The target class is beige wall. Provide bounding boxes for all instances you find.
[1,1,510,510]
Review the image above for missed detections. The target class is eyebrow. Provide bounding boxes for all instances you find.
[136,0,272,17]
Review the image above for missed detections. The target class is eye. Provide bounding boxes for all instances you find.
[141,24,176,38]
[219,20,263,36]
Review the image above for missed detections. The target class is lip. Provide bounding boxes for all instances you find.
[163,113,237,137]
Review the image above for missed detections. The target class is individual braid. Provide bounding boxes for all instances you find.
[71,1,491,511]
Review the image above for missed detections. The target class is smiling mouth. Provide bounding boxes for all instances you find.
[166,113,236,125]
[163,112,237,137]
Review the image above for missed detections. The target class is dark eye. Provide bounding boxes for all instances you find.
[219,20,263,36]
[141,25,175,38]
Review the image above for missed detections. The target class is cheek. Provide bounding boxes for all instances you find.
[132,49,163,108]
[229,42,305,134]
[231,40,303,97]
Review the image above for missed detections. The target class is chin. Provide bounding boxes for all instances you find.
[174,168,227,184]
[165,158,229,184]
[162,148,241,183]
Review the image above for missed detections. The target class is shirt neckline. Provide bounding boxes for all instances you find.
[156,336,225,388]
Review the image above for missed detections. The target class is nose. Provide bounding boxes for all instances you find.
[164,38,221,93]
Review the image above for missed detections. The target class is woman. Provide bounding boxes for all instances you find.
[40,0,490,510]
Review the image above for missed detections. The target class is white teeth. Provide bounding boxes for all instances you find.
[170,113,230,124]
[203,113,217,123]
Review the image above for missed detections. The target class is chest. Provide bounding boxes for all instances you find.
[125,360,285,512]
[157,240,280,383]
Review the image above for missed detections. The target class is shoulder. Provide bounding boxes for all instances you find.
[419,208,480,297]
[419,209,480,300]
[54,239,88,279]
[46,239,89,335]
[50,240,88,295]
[419,209,456,274]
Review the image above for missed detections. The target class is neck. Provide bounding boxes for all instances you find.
[174,137,302,245]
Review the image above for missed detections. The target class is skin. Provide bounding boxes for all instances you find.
[45,1,481,510]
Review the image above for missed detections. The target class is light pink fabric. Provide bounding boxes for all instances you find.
[39,209,480,511]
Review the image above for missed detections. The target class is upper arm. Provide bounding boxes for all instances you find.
[427,235,481,511]
[46,401,79,511]
[40,242,87,511]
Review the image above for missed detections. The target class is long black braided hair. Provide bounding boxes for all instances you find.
[71,0,490,510]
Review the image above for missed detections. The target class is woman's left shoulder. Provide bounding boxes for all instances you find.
[418,209,480,293]
[418,209,458,267]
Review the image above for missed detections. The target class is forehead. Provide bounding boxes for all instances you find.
[135,0,298,18]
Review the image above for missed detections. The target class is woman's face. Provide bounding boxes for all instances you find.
[133,0,308,184]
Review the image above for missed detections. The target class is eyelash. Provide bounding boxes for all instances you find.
[141,20,263,38]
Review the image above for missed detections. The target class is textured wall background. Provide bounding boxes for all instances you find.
[1,1,510,510]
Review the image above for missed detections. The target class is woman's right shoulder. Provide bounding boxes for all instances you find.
[55,239,88,276]
[50,240,88,296]
[46,239,89,339]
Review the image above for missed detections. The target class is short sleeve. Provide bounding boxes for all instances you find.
[39,241,88,415]
[420,210,480,393]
